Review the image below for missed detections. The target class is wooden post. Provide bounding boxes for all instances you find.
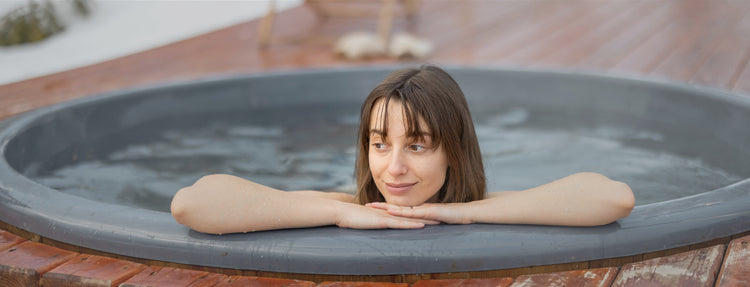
[258,0,276,48]
[377,0,397,45]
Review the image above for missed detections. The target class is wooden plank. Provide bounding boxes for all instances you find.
[0,230,25,252]
[588,254,643,269]
[214,275,315,287]
[731,48,750,95]
[715,234,750,287]
[498,2,630,66]
[41,254,144,287]
[569,1,673,70]
[426,0,550,64]
[317,282,407,287]
[0,241,77,287]
[649,1,747,81]
[611,245,725,287]
[3,0,750,124]
[530,1,657,69]
[253,270,403,285]
[402,266,532,283]
[690,12,750,90]
[119,266,226,287]
[509,268,618,287]
[412,278,513,287]
[479,2,612,66]
[613,0,724,75]
[527,261,589,275]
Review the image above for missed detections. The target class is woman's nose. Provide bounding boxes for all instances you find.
[387,150,408,176]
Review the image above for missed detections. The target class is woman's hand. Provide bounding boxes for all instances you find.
[366,202,474,224]
[335,203,440,229]
[366,173,635,227]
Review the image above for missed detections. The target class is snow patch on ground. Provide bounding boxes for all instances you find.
[0,0,302,85]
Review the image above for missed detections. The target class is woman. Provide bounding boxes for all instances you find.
[171,65,635,234]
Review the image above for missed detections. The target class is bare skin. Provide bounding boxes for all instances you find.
[171,99,635,234]
[171,172,633,234]
[170,174,439,234]
[368,99,449,207]
[368,172,635,227]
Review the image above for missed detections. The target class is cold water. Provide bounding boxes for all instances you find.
[32,105,743,212]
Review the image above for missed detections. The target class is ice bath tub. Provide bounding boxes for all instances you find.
[0,67,748,275]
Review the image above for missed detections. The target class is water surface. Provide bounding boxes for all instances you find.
[33,106,744,212]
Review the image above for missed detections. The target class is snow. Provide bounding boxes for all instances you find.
[0,0,303,85]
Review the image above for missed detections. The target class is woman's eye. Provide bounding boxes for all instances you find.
[372,143,386,150]
[409,145,426,152]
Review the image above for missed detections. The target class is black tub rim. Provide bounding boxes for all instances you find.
[0,66,749,275]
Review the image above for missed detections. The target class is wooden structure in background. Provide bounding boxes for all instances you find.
[1,229,749,286]
[1,0,749,122]
[258,0,419,47]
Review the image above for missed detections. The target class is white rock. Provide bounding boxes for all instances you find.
[333,32,386,60]
[388,32,433,59]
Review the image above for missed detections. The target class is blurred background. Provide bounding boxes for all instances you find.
[0,0,302,84]
[1,0,749,117]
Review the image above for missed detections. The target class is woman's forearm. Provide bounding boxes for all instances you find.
[470,172,635,226]
[170,174,343,234]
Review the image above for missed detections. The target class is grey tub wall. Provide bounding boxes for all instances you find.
[0,67,749,275]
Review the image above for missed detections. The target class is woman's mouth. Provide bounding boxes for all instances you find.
[385,182,417,195]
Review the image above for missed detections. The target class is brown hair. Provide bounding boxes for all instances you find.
[355,65,486,204]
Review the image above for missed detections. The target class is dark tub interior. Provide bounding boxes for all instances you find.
[1,67,749,275]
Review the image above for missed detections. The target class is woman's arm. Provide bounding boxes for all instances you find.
[369,172,635,227]
[170,174,436,234]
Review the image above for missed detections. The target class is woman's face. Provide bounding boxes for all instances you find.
[368,99,449,206]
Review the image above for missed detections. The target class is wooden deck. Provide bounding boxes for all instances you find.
[1,229,749,286]
[1,0,750,286]
[2,0,750,121]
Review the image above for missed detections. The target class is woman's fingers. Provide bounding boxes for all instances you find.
[337,204,439,230]
[408,217,441,225]
[365,202,391,210]
[376,203,472,224]
[378,215,438,229]
[384,208,440,224]
[381,213,440,228]
[366,202,471,224]
[367,202,430,218]
[366,203,440,225]
[367,202,435,219]
[388,204,434,219]
[384,218,425,229]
